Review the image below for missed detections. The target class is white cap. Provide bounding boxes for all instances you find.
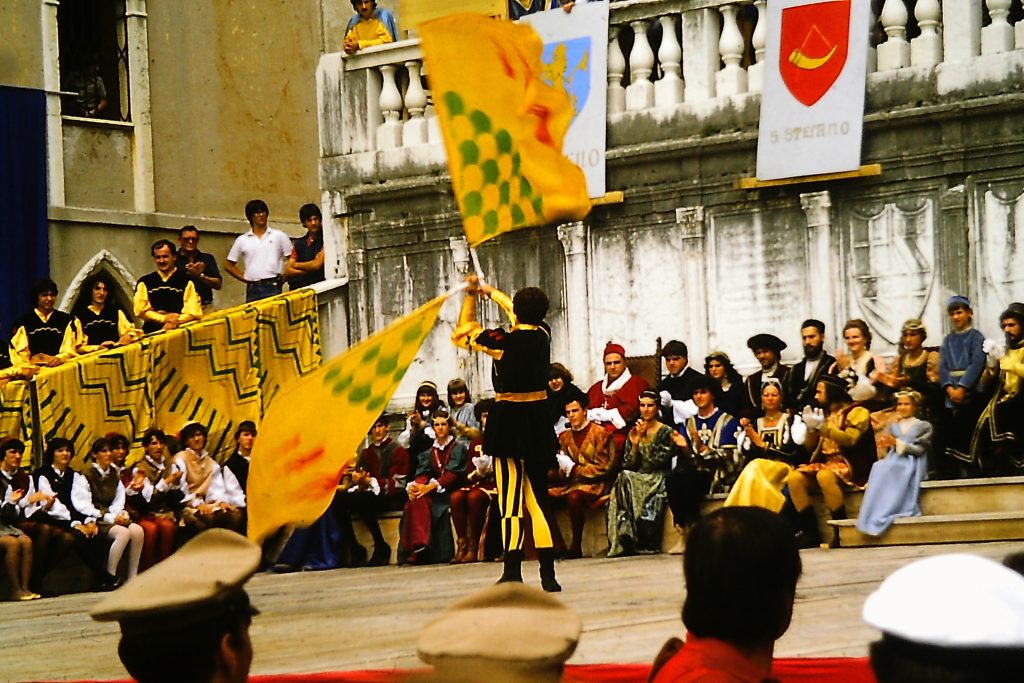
[863,553,1024,648]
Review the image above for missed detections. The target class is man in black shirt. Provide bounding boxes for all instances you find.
[284,203,326,289]
[177,226,222,311]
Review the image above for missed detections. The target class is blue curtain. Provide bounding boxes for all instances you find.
[0,86,50,335]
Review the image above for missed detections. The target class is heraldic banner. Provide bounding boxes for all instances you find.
[27,288,321,469]
[756,0,869,180]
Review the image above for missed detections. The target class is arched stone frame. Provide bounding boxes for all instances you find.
[59,250,138,320]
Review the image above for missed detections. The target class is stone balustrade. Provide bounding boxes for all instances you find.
[318,0,1024,162]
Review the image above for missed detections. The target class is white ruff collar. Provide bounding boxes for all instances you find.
[602,367,633,395]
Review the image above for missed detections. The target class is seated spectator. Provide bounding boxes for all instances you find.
[134,240,203,334]
[656,339,704,425]
[224,421,255,501]
[704,350,744,417]
[877,319,941,420]
[587,342,650,452]
[343,0,397,55]
[786,374,876,547]
[863,553,1024,682]
[607,390,672,557]
[337,415,410,566]
[174,423,245,535]
[129,428,183,571]
[740,333,792,418]
[74,272,142,354]
[11,278,77,368]
[399,410,468,565]
[274,479,350,572]
[973,302,1024,476]
[547,393,617,559]
[724,379,807,512]
[177,226,222,311]
[831,318,888,406]
[545,362,582,433]
[72,438,145,587]
[450,399,499,564]
[666,376,741,541]
[283,204,326,289]
[856,390,932,537]
[447,378,480,439]
[398,380,446,458]
[650,507,802,683]
[0,439,40,600]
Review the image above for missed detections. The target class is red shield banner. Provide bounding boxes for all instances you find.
[780,0,851,106]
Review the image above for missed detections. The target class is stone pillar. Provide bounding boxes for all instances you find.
[448,235,470,277]
[942,0,982,63]
[125,0,155,213]
[682,8,720,103]
[800,191,837,346]
[41,0,65,206]
[676,207,709,363]
[347,248,369,342]
[321,190,347,280]
[557,221,593,387]
[938,185,971,306]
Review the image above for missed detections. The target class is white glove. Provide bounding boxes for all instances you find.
[659,390,673,408]
[848,374,877,403]
[555,452,575,477]
[587,407,609,423]
[671,399,698,425]
[471,454,493,477]
[802,405,825,430]
[983,338,1005,368]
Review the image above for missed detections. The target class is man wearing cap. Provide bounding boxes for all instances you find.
[586,342,650,452]
[787,320,836,413]
[91,529,260,683]
[863,553,1024,682]
[741,334,792,418]
[938,294,987,474]
[656,339,704,425]
[971,302,1024,475]
[650,507,802,683]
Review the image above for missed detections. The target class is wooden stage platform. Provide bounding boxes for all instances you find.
[3,540,1021,682]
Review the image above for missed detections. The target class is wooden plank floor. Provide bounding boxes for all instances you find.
[3,540,1021,682]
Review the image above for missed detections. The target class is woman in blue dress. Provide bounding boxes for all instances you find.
[856,390,932,536]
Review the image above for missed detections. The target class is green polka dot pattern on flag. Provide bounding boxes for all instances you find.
[442,91,545,239]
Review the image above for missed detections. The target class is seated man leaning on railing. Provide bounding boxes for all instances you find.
[344,0,398,55]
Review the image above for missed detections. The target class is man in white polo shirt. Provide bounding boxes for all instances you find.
[224,199,294,303]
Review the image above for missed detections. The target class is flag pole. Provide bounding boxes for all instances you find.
[469,246,486,282]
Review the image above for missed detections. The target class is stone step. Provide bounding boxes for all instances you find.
[828,510,1024,547]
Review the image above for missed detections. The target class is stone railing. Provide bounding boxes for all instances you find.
[318,0,1024,159]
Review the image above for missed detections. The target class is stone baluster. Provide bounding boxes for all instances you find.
[716,4,747,96]
[877,0,910,70]
[866,4,878,73]
[911,0,943,66]
[682,8,720,102]
[626,20,655,110]
[402,60,428,147]
[1018,14,1024,50]
[981,0,1014,54]
[607,26,627,115]
[376,64,403,150]
[941,0,981,63]
[747,0,767,92]
[655,15,684,106]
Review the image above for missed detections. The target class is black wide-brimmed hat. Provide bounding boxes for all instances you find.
[747,333,787,354]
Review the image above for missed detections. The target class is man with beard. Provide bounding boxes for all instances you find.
[787,320,836,413]
[971,303,1024,475]
[740,334,792,418]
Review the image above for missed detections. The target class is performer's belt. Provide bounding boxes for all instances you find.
[249,276,283,286]
[495,391,547,403]
[950,370,966,377]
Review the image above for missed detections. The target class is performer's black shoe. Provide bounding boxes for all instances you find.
[497,550,523,584]
[794,507,822,549]
[537,548,561,593]
[347,543,368,568]
[368,543,391,567]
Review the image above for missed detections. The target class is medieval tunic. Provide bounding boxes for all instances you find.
[857,417,932,536]
[607,422,673,556]
[131,455,186,518]
[75,304,138,352]
[548,421,618,499]
[0,468,40,537]
[72,464,126,533]
[133,268,202,334]
[587,369,650,452]
[33,464,79,528]
[399,435,468,564]
[725,414,807,512]
[796,404,876,488]
[788,352,837,412]
[741,365,793,417]
[11,309,76,366]
[971,344,1024,472]
[939,326,987,462]
[667,409,741,527]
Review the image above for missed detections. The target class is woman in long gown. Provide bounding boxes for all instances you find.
[607,391,674,557]
[724,380,806,511]
[704,351,744,418]
[856,390,932,536]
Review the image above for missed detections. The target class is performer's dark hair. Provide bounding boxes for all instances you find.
[106,432,130,451]
[179,225,199,238]
[90,437,112,456]
[512,287,548,325]
[151,239,176,257]
[446,378,472,407]
[869,636,1024,683]
[842,318,873,349]
[244,199,269,225]
[350,0,376,7]
[801,319,825,334]
[549,362,573,383]
[31,278,58,301]
[142,428,166,445]
[180,422,209,443]
[683,507,801,649]
[564,390,589,410]
[41,437,74,466]
[298,203,321,223]
[76,271,118,318]
[1,438,26,454]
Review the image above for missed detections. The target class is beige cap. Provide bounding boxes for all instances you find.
[417,582,581,682]
[91,529,261,633]
[863,553,1024,648]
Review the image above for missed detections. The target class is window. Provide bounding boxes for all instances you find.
[58,0,131,122]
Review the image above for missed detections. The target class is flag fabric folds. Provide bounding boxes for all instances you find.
[418,13,591,248]
[246,294,448,545]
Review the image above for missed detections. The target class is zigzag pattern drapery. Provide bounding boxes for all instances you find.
[7,289,321,469]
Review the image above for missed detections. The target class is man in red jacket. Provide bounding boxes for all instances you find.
[586,342,650,451]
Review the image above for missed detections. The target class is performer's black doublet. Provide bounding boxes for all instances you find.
[14,310,74,356]
[137,270,191,333]
[76,305,121,346]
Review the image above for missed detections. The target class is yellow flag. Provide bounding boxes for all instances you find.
[419,14,591,247]
[246,294,447,544]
